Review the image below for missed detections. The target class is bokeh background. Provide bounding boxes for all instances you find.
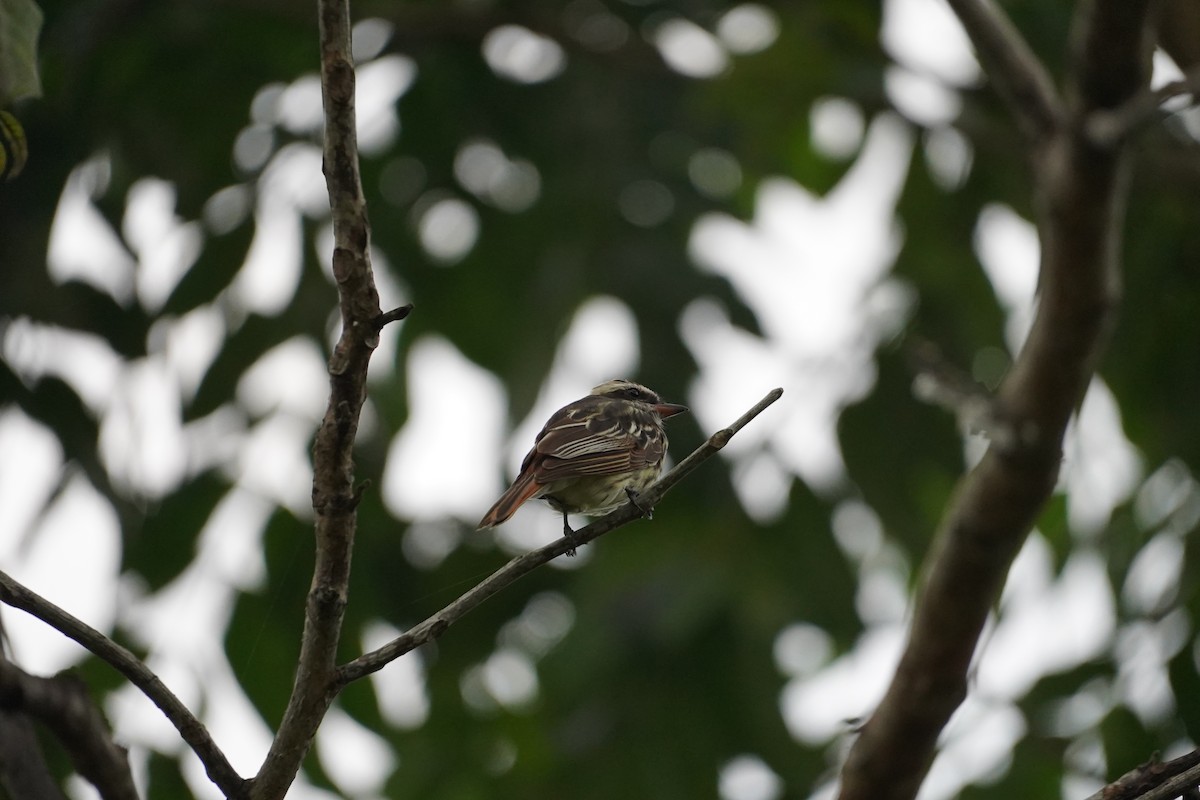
[2,1,1199,798]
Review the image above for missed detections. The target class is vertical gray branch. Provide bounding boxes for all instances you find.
[248,0,388,796]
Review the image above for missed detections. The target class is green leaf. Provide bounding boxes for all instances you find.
[0,0,43,104]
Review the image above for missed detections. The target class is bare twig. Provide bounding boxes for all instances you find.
[371,303,414,332]
[0,571,246,798]
[945,0,1063,141]
[837,2,1152,799]
[906,340,1017,449]
[336,387,785,685]
[1086,66,1200,148]
[249,0,388,795]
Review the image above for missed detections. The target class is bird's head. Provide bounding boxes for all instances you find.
[590,379,688,419]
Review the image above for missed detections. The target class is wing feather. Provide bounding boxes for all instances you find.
[524,398,665,482]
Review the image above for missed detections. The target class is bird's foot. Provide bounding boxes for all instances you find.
[562,517,579,557]
[625,487,654,519]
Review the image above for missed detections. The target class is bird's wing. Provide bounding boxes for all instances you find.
[530,401,664,481]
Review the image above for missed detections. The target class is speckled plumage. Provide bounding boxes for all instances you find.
[478,380,687,546]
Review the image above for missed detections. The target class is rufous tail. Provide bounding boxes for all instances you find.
[478,472,541,529]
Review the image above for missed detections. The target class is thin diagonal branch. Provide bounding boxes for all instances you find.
[249,0,387,795]
[945,0,1063,141]
[336,387,784,685]
[0,571,246,799]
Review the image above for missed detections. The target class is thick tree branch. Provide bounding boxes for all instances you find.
[336,387,785,685]
[249,0,386,796]
[837,2,1152,798]
[0,708,65,800]
[0,659,137,800]
[0,623,69,800]
[945,0,1063,141]
[0,571,246,798]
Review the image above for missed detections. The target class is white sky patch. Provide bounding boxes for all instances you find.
[193,661,277,783]
[262,143,329,220]
[231,193,304,316]
[919,697,1025,800]
[773,622,834,677]
[382,335,506,521]
[2,474,121,673]
[236,335,330,423]
[976,535,1115,699]
[810,96,866,161]
[1061,378,1143,536]
[152,303,227,401]
[480,648,540,710]
[363,620,431,730]
[123,177,204,313]
[231,413,316,517]
[0,409,62,549]
[653,17,730,79]
[352,18,394,63]
[98,356,188,499]
[1,318,124,415]
[356,54,416,155]
[686,114,914,501]
[316,706,397,796]
[106,655,199,758]
[923,125,974,191]
[482,25,566,84]
[47,155,136,305]
[1123,530,1184,614]
[276,74,325,135]
[974,202,1039,351]
[692,114,911,357]
[718,754,784,800]
[1134,459,1196,531]
[884,66,963,127]
[454,138,542,213]
[415,195,480,264]
[203,184,253,235]
[1114,612,1188,727]
[716,5,781,55]
[881,0,980,87]
[499,591,576,659]
[779,624,905,744]
[194,488,272,592]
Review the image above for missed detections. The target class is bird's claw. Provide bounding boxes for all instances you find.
[625,487,653,519]
[562,516,579,557]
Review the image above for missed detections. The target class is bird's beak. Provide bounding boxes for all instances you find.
[654,402,688,419]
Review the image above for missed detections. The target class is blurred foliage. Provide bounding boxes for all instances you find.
[2,1,1200,799]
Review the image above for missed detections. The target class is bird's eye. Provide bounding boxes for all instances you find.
[626,387,642,399]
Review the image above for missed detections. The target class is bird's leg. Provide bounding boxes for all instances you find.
[562,512,579,557]
[625,487,654,519]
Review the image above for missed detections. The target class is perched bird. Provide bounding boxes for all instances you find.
[478,379,687,552]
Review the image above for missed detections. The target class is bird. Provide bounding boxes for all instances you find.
[478,379,688,553]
